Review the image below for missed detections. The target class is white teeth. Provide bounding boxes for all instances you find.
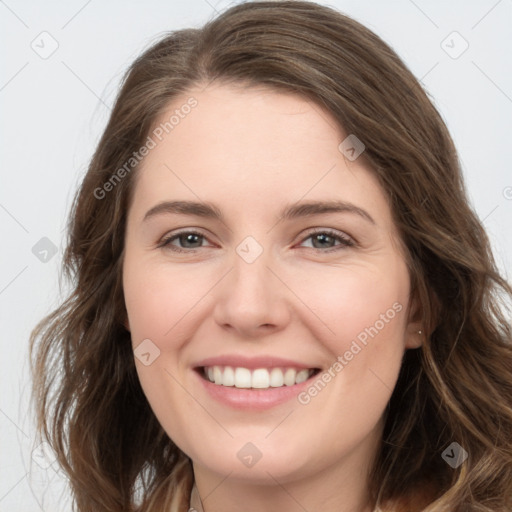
[203,366,316,389]
[283,368,296,386]
[269,368,284,387]
[234,367,251,388]
[295,369,310,384]
[251,369,270,389]
[213,366,223,385]
[223,366,235,386]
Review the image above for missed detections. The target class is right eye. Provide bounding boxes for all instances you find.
[158,230,213,253]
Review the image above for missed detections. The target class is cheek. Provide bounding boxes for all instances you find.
[123,260,214,345]
[287,256,410,424]
[287,261,409,445]
[290,258,410,355]
[122,258,208,445]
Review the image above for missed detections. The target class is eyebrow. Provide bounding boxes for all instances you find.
[143,199,376,225]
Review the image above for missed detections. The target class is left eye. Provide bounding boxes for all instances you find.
[159,229,354,253]
[298,230,354,251]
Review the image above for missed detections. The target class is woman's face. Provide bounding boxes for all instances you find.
[123,83,422,488]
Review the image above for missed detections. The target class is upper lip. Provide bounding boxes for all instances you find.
[194,355,320,370]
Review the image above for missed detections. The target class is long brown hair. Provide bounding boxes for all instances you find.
[29,2,512,510]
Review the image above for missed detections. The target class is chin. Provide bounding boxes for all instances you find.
[187,436,316,484]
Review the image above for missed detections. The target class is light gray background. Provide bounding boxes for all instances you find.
[1,0,511,510]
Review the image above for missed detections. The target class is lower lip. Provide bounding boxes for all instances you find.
[194,369,317,410]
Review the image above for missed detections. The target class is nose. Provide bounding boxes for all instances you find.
[212,246,292,339]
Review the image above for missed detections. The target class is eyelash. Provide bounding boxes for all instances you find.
[158,228,355,254]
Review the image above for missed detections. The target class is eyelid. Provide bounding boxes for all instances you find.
[294,227,355,250]
[299,227,353,242]
[158,226,355,253]
[157,228,214,251]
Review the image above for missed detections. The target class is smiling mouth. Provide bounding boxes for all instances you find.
[196,366,321,389]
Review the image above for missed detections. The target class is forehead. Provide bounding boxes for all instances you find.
[149,83,345,166]
[129,83,393,229]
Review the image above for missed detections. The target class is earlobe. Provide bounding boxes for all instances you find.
[405,292,423,349]
[405,328,424,349]
[122,312,131,332]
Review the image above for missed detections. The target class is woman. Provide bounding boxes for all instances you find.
[29,1,512,511]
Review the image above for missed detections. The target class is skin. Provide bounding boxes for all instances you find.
[122,83,423,512]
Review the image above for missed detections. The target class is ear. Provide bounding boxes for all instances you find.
[404,293,423,349]
[122,311,131,332]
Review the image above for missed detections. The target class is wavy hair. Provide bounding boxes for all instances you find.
[29,1,512,510]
